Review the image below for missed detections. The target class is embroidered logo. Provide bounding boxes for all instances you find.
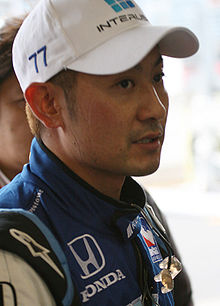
[80,269,126,303]
[28,45,48,73]
[29,189,44,213]
[104,0,135,12]
[10,228,64,278]
[68,234,105,279]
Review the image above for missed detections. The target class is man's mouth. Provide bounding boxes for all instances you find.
[134,131,163,144]
[136,137,158,144]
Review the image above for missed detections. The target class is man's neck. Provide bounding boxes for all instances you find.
[0,163,19,181]
[83,171,126,200]
[0,167,11,186]
[62,159,126,200]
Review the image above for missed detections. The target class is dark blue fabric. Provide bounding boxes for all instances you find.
[0,138,174,305]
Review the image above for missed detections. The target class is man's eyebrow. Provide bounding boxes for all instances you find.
[133,55,163,72]
[134,63,143,72]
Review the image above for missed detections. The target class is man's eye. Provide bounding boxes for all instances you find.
[117,79,134,89]
[154,72,165,83]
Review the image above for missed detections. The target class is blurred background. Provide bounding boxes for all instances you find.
[0,0,219,305]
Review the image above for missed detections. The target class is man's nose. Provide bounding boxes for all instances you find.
[136,85,167,122]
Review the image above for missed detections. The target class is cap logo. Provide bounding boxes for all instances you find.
[28,45,48,74]
[104,0,135,12]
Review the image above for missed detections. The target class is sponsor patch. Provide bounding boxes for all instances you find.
[140,218,163,263]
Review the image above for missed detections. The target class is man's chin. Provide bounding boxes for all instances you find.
[130,163,160,177]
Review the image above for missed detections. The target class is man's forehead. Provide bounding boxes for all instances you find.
[76,48,163,81]
[134,55,163,72]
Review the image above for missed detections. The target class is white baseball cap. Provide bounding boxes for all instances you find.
[12,0,199,92]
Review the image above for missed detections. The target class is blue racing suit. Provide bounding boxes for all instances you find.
[0,138,175,305]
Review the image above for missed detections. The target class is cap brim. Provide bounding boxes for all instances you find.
[67,25,199,75]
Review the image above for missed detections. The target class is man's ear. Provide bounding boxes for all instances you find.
[25,82,64,128]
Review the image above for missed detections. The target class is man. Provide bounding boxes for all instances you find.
[0,13,191,306]
[0,17,33,188]
[0,0,199,305]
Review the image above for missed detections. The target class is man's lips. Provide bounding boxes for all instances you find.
[134,132,163,144]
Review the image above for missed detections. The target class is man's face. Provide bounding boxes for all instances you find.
[62,47,168,181]
[0,73,33,178]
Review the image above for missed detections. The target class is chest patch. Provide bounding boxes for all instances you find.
[140,218,163,264]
